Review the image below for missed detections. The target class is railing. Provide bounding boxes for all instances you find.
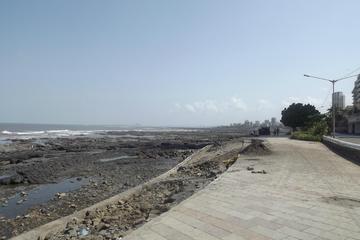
[323,136,360,151]
[322,136,360,163]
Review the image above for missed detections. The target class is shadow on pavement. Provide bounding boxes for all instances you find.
[323,140,360,166]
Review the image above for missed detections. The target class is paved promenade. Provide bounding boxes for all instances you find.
[335,134,360,145]
[124,138,360,240]
[337,137,360,145]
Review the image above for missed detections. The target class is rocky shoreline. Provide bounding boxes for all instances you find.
[0,130,247,239]
[20,139,267,240]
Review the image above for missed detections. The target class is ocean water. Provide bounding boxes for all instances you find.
[0,123,198,141]
[0,123,113,140]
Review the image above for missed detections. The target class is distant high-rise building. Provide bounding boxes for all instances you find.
[244,120,250,127]
[271,117,277,126]
[263,120,270,127]
[332,92,345,110]
[353,75,360,110]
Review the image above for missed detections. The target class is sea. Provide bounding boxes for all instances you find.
[0,123,198,143]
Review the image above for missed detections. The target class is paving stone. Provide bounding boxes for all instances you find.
[124,138,360,240]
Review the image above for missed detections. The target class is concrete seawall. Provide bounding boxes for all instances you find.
[322,136,360,164]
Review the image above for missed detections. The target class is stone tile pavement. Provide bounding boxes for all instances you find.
[123,138,360,240]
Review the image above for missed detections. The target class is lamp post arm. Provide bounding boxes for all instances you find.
[303,74,332,82]
[303,72,359,138]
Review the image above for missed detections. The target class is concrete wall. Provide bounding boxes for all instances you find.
[348,114,360,134]
[348,122,360,134]
[323,136,360,164]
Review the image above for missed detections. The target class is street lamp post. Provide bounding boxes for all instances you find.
[303,74,358,138]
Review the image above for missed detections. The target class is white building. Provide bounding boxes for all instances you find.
[348,75,360,134]
[332,92,345,110]
[353,75,360,110]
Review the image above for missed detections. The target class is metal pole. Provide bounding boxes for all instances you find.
[332,81,335,138]
[304,73,358,138]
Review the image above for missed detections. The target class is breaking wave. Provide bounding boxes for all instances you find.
[0,129,96,139]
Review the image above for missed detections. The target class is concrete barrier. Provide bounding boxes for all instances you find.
[322,136,360,164]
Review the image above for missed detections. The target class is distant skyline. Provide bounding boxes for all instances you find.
[1,0,360,127]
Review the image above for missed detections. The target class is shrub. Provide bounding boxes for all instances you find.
[291,131,322,142]
[290,118,329,142]
[308,120,329,136]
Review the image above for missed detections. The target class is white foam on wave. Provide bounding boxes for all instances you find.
[49,130,95,137]
[0,129,99,139]
[46,130,71,133]
[1,130,45,135]
[0,127,199,140]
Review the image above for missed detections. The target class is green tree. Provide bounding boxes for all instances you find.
[281,103,320,130]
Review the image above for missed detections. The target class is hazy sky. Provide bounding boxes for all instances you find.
[1,0,359,126]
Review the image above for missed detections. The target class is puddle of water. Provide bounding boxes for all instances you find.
[0,177,88,218]
[98,155,137,163]
[0,175,11,181]
[0,139,11,145]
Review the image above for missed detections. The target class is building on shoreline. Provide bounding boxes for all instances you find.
[332,92,345,110]
[353,75,360,110]
[347,75,360,134]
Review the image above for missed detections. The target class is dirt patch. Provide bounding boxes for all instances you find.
[322,196,360,209]
[240,139,271,155]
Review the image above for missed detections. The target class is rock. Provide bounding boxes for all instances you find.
[78,228,89,236]
[96,223,110,231]
[85,211,99,222]
[92,218,101,226]
[64,227,77,237]
[56,192,66,199]
[0,173,24,185]
[251,170,267,174]
[148,209,162,219]
[70,204,77,208]
[133,217,145,227]
[98,230,108,236]
[206,171,217,178]
[247,166,254,171]
[67,217,79,227]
